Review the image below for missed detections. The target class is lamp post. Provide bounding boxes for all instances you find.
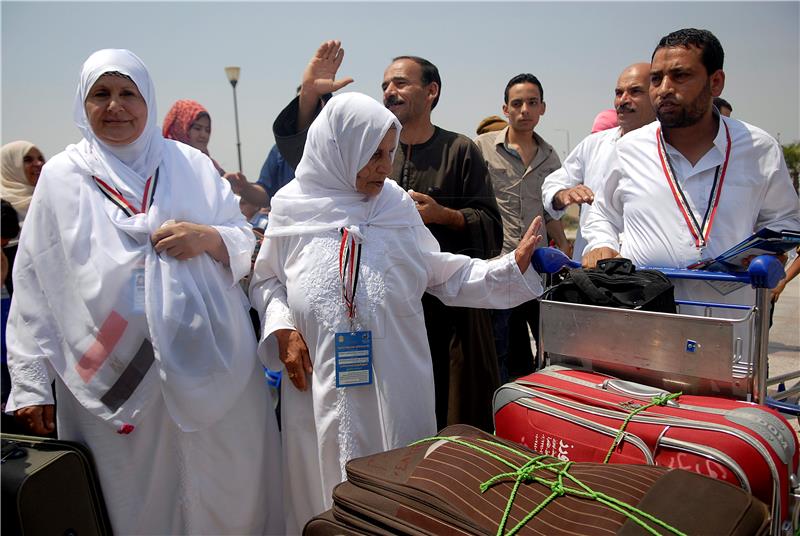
[555,128,571,159]
[225,66,243,172]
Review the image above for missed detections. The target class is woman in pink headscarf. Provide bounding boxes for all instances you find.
[590,108,619,133]
[162,99,226,175]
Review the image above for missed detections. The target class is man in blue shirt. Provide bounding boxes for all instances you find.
[257,144,295,200]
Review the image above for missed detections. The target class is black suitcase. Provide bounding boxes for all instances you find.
[1,433,112,535]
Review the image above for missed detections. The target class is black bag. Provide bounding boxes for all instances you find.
[545,258,677,313]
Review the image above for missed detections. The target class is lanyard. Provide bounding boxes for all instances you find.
[656,123,731,249]
[92,168,159,217]
[338,228,362,330]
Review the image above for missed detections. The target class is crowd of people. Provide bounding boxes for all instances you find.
[1,27,799,535]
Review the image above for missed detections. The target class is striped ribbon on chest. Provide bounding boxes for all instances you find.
[338,228,362,326]
[656,123,731,249]
[92,168,159,217]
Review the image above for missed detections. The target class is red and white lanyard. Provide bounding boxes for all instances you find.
[92,168,159,217]
[656,122,731,249]
[338,228,362,329]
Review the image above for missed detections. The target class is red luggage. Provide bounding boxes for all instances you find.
[493,365,800,535]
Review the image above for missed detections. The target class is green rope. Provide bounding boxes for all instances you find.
[603,392,682,463]
[410,435,687,536]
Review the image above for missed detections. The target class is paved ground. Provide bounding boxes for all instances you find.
[767,274,800,434]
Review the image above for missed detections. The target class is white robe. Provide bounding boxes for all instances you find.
[251,223,542,533]
[54,364,283,535]
[8,48,285,534]
[6,141,285,534]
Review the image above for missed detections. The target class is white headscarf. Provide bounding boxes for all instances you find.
[67,48,164,203]
[1,140,39,220]
[266,92,422,238]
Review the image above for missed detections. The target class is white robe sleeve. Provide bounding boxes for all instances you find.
[581,155,626,257]
[204,163,255,285]
[5,183,61,412]
[5,311,56,411]
[418,227,543,308]
[213,224,254,284]
[542,141,588,220]
[4,215,62,413]
[249,235,296,371]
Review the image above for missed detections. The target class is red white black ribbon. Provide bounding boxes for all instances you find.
[92,168,159,217]
[656,122,731,249]
[339,227,362,325]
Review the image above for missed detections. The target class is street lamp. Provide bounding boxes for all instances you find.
[224,66,243,172]
[555,128,571,159]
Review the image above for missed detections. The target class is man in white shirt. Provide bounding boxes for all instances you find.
[581,28,800,311]
[542,62,655,260]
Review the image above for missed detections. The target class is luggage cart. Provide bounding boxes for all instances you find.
[530,248,800,534]
[533,249,799,414]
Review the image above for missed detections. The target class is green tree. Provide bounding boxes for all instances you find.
[782,142,800,192]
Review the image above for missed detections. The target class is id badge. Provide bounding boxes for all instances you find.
[132,268,145,313]
[334,331,372,388]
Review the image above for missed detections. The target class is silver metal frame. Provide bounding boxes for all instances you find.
[536,286,797,406]
[533,281,799,535]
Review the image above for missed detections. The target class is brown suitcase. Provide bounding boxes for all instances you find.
[304,509,370,536]
[307,424,769,536]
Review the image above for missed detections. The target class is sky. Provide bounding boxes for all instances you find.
[2,1,799,179]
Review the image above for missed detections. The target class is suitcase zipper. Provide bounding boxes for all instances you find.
[345,473,484,534]
[657,435,750,492]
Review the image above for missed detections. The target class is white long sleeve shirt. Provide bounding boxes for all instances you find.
[581,116,800,314]
[542,127,622,260]
[583,117,800,268]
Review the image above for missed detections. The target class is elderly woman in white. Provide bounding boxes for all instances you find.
[5,49,283,534]
[250,91,544,533]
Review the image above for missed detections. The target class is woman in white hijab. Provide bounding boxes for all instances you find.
[1,140,46,222]
[250,92,544,532]
[5,49,283,535]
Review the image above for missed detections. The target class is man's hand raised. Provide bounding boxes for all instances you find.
[298,40,354,130]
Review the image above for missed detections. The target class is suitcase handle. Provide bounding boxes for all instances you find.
[602,379,678,405]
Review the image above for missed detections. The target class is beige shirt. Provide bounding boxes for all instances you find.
[475,127,561,254]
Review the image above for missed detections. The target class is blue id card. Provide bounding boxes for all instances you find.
[334,331,373,387]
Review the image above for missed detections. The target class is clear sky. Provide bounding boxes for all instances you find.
[2,1,798,178]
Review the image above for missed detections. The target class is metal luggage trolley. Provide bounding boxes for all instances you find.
[531,248,800,534]
[532,248,800,414]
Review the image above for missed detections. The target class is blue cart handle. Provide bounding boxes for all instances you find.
[533,248,785,289]
[646,255,785,289]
